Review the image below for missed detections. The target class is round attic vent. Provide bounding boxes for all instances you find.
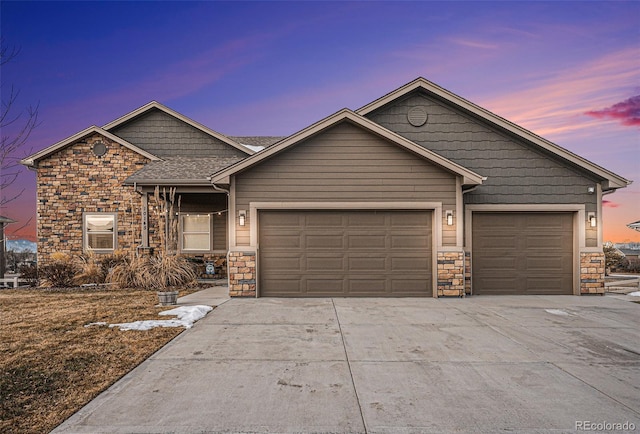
[92,141,107,157]
[407,106,428,127]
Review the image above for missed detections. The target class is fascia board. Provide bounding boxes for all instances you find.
[123,179,211,186]
[20,126,160,166]
[211,108,484,186]
[101,101,255,156]
[357,77,631,190]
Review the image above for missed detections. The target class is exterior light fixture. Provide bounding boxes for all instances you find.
[588,212,596,228]
[587,187,595,194]
[446,210,454,226]
[238,210,247,226]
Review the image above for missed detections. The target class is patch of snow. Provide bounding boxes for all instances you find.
[243,145,265,152]
[84,321,108,328]
[545,309,570,316]
[628,291,640,297]
[87,305,213,331]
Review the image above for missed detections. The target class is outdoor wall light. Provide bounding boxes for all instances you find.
[446,210,454,226]
[587,186,595,194]
[588,212,597,228]
[238,210,247,226]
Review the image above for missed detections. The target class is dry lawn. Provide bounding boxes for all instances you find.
[0,288,199,434]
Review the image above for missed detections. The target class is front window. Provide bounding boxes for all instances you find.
[84,213,116,251]
[181,214,211,251]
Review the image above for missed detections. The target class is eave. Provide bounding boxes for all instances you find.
[20,126,160,167]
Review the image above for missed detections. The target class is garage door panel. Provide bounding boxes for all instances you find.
[262,234,301,248]
[306,234,344,249]
[347,213,386,226]
[306,278,344,293]
[348,234,387,249]
[260,253,301,270]
[473,212,573,295]
[259,210,432,297]
[348,256,387,271]
[348,278,387,293]
[305,213,343,227]
[390,212,431,227]
[306,256,344,272]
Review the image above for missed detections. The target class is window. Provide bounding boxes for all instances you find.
[84,213,116,252]
[181,214,211,251]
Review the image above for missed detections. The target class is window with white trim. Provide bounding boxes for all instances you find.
[181,214,211,251]
[84,213,117,252]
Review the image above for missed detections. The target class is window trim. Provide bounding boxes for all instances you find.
[83,212,117,253]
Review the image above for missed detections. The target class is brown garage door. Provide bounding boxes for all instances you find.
[259,210,432,297]
[472,212,573,295]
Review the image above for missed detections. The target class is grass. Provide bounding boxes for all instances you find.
[0,287,200,434]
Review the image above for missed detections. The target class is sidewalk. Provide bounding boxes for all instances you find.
[176,285,230,307]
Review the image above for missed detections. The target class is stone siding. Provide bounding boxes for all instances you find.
[437,251,465,297]
[228,251,256,297]
[580,252,605,294]
[36,133,149,264]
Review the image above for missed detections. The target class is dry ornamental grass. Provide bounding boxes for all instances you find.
[0,288,195,434]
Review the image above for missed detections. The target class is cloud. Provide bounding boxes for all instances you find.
[585,95,640,127]
[481,46,640,139]
[603,200,620,208]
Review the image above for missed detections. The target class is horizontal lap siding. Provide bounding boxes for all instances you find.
[367,92,599,247]
[235,121,457,246]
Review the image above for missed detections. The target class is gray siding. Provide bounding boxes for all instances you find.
[110,109,248,158]
[235,121,457,246]
[366,92,599,246]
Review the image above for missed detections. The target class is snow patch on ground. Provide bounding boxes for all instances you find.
[628,291,640,297]
[85,305,213,331]
[545,309,570,316]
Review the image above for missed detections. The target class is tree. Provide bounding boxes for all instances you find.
[603,242,625,274]
[1,40,40,214]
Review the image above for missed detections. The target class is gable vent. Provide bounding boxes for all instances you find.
[92,141,107,157]
[407,106,428,127]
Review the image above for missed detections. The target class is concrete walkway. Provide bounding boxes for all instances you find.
[54,292,640,433]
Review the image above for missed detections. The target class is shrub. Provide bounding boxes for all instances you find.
[18,263,38,287]
[39,253,78,288]
[107,253,197,290]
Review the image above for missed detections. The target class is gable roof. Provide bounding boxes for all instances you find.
[20,126,160,167]
[357,77,631,191]
[211,108,485,186]
[102,101,255,156]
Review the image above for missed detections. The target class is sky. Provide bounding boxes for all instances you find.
[1,1,639,244]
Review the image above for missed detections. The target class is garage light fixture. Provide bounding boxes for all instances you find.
[446,210,454,226]
[238,210,247,226]
[588,212,597,228]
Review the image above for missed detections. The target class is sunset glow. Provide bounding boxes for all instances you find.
[2,1,638,243]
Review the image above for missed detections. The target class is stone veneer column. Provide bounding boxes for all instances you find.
[580,252,605,295]
[464,251,472,295]
[228,251,256,297]
[437,251,465,297]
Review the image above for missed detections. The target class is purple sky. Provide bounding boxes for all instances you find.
[2,1,639,243]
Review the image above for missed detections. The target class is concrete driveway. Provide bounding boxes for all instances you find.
[54,293,640,433]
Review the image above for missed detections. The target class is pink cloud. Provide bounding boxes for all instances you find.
[603,200,620,208]
[585,95,640,127]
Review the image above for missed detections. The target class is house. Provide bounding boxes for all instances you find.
[0,215,16,277]
[21,77,631,297]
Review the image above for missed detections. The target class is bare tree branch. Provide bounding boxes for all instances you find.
[1,40,40,209]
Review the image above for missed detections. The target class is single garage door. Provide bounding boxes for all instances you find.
[472,212,573,295]
[259,210,432,297]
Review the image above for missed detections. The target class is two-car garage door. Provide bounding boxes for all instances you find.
[258,210,432,297]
